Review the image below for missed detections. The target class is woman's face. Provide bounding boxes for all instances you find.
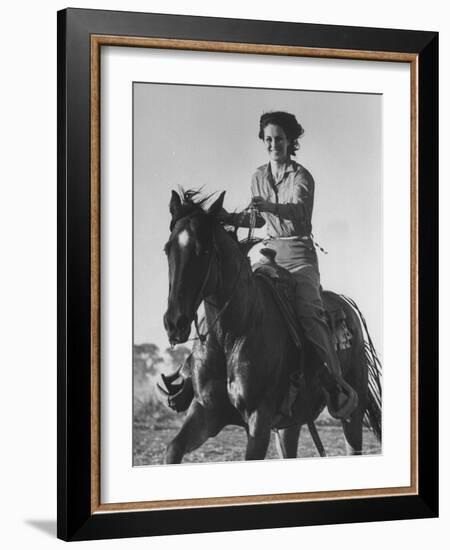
[263,123,290,163]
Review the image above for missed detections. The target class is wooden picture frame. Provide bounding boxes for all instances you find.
[57,8,438,541]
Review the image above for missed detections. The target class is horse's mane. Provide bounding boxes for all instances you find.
[179,188,263,255]
[170,188,214,231]
[177,188,213,218]
[226,231,263,256]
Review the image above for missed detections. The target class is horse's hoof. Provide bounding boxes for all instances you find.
[161,365,182,387]
[167,377,194,413]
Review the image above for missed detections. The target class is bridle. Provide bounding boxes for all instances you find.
[190,226,247,345]
[172,208,257,346]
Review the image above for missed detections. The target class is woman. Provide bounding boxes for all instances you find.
[226,111,358,420]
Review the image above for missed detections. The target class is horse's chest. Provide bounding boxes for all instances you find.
[225,338,260,412]
[190,344,227,408]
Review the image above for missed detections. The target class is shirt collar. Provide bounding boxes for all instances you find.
[264,160,297,178]
[285,161,297,174]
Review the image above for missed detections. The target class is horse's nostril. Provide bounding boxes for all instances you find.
[164,312,189,342]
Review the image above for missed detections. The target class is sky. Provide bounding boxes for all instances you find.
[133,82,382,355]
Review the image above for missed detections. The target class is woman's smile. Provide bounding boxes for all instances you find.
[263,123,290,163]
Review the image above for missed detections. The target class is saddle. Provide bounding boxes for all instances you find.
[252,249,352,352]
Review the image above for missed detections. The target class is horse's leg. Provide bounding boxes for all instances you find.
[165,400,226,463]
[274,424,302,459]
[341,347,367,456]
[307,421,326,457]
[245,408,273,460]
[341,407,364,455]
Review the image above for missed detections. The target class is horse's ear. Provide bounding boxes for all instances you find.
[169,190,182,219]
[208,191,226,218]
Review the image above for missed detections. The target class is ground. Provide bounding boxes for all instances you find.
[133,403,381,465]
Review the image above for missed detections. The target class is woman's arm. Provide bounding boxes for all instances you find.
[253,169,314,224]
[218,172,265,228]
[276,171,314,222]
[219,208,265,228]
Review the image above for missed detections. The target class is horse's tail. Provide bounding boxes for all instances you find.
[340,295,382,442]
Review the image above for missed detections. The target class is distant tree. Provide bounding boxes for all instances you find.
[134,343,163,376]
[164,345,191,368]
[134,343,160,358]
[133,343,165,410]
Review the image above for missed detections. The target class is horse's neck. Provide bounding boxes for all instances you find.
[205,230,258,338]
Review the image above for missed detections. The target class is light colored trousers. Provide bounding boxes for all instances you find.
[291,264,342,377]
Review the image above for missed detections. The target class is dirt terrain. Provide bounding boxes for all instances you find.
[133,404,381,465]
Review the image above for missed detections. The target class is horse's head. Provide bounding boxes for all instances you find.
[163,189,225,345]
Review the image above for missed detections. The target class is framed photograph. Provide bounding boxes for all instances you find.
[57,8,438,541]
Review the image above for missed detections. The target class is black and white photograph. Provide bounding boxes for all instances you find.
[133,82,383,466]
[0,0,444,544]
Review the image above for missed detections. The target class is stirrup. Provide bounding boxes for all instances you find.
[323,380,358,421]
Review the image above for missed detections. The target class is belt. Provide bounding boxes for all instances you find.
[264,235,311,241]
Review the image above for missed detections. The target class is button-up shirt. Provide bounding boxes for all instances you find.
[250,160,315,238]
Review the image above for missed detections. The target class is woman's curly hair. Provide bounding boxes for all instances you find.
[258,111,304,156]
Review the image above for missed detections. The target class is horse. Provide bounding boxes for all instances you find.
[162,189,382,463]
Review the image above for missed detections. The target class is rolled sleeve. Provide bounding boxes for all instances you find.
[276,170,314,225]
[250,171,260,199]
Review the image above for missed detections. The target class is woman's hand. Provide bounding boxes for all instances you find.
[251,196,275,214]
